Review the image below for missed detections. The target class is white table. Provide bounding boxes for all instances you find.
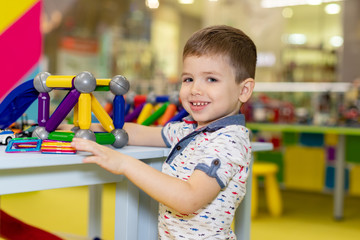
[0,142,273,240]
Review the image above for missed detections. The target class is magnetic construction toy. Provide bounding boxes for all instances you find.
[31,71,130,148]
[0,70,188,152]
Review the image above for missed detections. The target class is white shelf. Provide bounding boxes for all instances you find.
[253,82,350,92]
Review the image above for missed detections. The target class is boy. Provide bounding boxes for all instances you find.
[71,25,256,239]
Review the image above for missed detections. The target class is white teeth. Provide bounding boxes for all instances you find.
[192,102,208,106]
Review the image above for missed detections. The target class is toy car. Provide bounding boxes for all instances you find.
[0,128,16,145]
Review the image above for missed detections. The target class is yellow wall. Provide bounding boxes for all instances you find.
[1,184,117,239]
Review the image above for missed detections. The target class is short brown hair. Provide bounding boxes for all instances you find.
[183,25,257,83]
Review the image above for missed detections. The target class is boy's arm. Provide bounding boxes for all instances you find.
[72,138,220,214]
[123,122,166,147]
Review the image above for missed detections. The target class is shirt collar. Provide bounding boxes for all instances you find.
[183,114,246,132]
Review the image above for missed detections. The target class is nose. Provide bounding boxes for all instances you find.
[190,80,202,96]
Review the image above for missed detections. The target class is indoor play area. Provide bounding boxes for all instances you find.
[1,0,360,240]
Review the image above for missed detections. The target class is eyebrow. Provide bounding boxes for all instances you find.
[203,71,219,75]
[182,71,221,77]
[181,72,192,77]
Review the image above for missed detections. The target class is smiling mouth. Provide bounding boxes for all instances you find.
[191,102,209,106]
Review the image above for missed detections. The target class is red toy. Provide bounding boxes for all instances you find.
[0,209,62,240]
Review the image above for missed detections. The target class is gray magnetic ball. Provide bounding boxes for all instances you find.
[146,92,156,104]
[169,91,180,105]
[111,128,129,148]
[74,129,96,142]
[109,75,130,96]
[33,72,53,93]
[74,71,97,93]
[32,126,49,140]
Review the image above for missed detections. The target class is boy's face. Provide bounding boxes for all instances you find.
[180,54,253,128]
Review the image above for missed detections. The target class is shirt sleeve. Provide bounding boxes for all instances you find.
[161,121,183,148]
[194,125,252,189]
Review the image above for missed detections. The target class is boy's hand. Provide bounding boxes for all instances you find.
[71,138,125,175]
[71,138,221,214]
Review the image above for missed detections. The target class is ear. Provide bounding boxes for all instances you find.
[238,78,255,103]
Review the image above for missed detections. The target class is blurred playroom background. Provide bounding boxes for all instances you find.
[1,0,360,239]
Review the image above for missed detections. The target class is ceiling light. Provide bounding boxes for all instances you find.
[307,0,322,5]
[282,8,294,18]
[261,0,342,8]
[178,0,194,4]
[325,3,341,14]
[146,0,159,9]
[330,36,343,47]
[287,34,307,45]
